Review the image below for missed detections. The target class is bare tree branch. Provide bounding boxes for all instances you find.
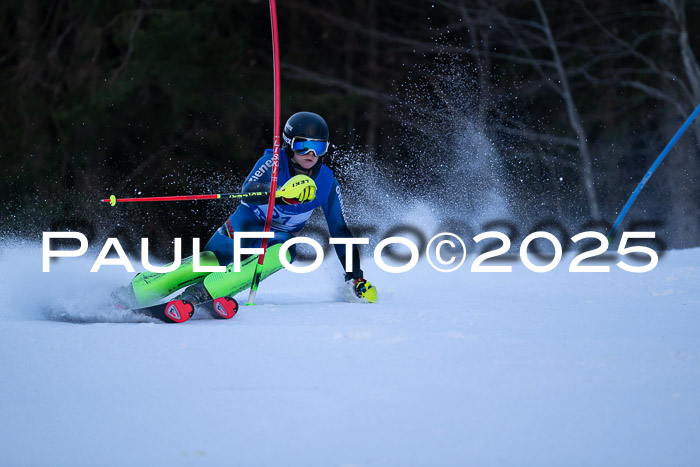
[108,8,145,84]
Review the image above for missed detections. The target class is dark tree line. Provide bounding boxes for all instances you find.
[1,0,699,253]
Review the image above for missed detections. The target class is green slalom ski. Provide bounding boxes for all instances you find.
[130,245,289,308]
[131,251,220,306]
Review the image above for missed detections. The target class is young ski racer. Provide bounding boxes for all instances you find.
[118,111,377,314]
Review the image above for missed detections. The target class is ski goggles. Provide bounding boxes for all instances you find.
[291,137,329,157]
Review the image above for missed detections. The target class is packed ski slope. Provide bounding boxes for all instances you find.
[1,240,699,466]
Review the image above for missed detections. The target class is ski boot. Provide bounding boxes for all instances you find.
[177,281,213,305]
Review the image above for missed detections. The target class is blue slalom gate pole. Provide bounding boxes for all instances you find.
[608,103,700,240]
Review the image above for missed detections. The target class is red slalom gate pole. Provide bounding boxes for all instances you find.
[247,0,282,305]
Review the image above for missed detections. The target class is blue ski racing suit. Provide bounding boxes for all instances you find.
[204,147,364,279]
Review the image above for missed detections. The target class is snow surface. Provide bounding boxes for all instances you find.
[1,241,700,466]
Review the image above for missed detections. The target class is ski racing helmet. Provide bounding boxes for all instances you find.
[282,111,330,158]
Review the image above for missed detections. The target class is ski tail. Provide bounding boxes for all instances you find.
[197,296,239,319]
[128,297,236,323]
[131,299,195,323]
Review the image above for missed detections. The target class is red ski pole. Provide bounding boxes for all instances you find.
[101,191,270,206]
